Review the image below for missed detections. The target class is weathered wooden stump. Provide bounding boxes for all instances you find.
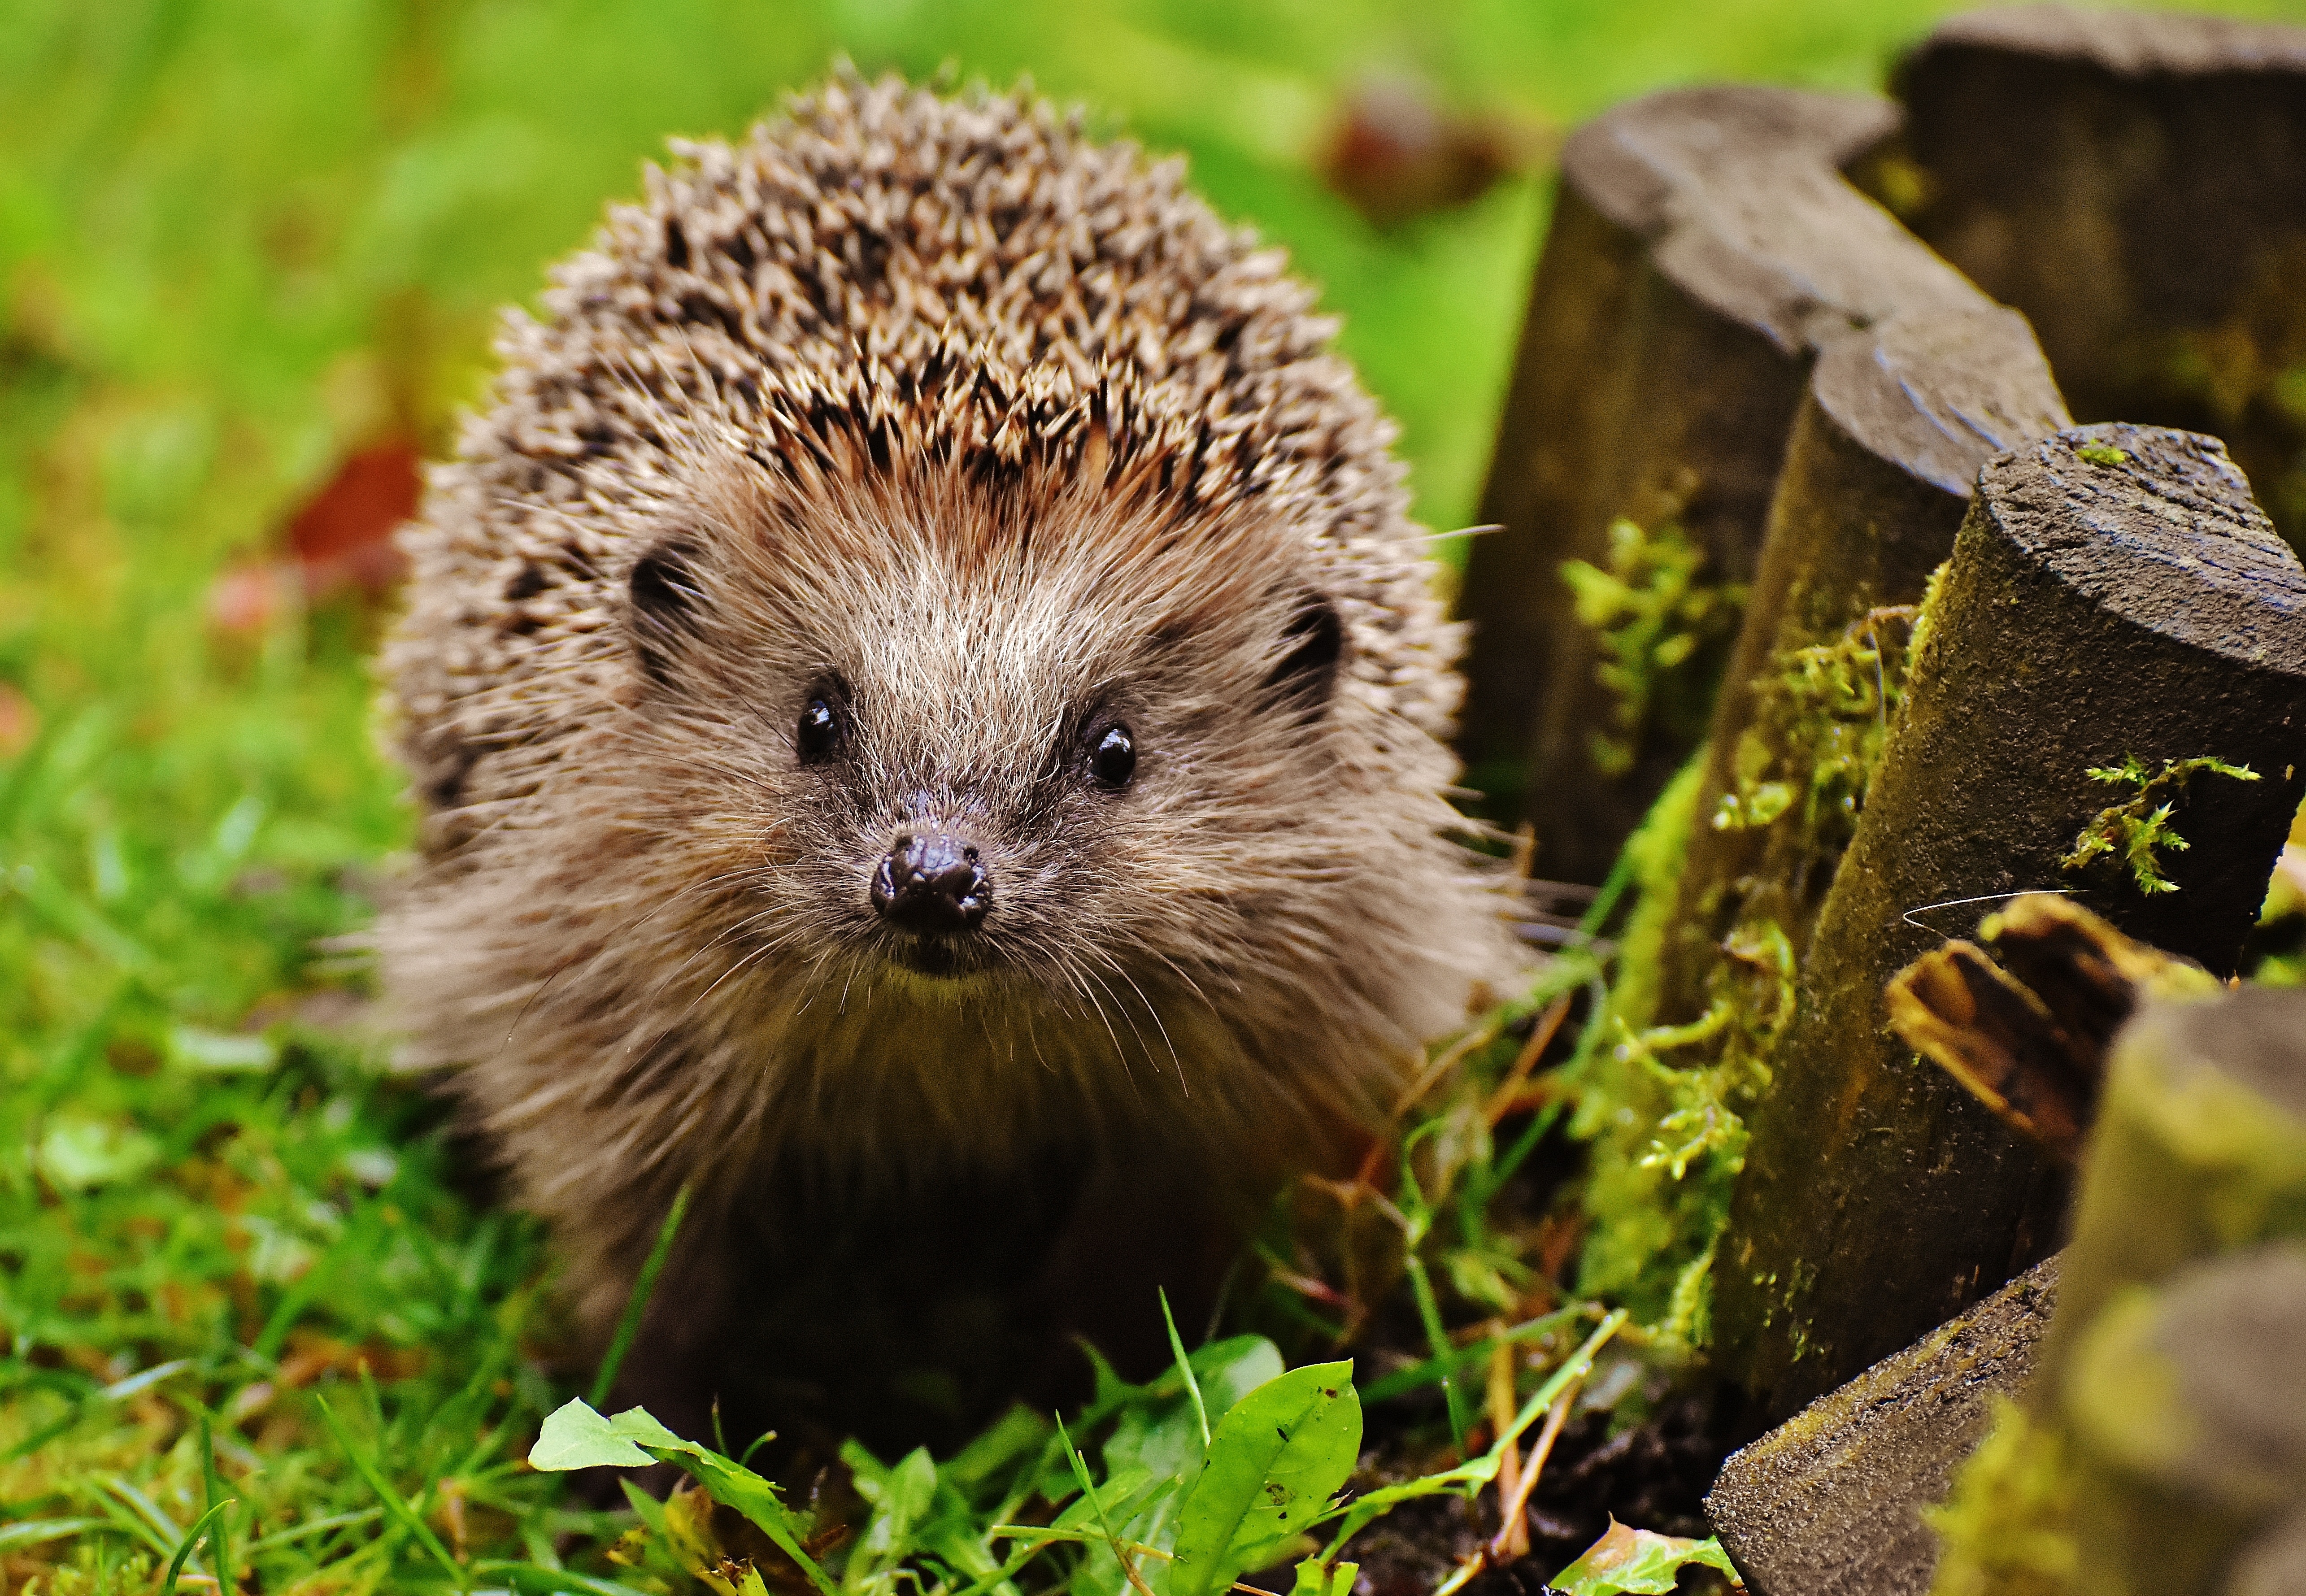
[1890,5,2306,553]
[1711,423,2306,1432]
[1458,84,2038,883]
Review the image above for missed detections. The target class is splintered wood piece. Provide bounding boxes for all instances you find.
[1887,939,2095,1166]
[1972,892,2219,1053]
[1712,424,2306,1434]
[1459,83,2010,883]
[1886,895,2219,1168]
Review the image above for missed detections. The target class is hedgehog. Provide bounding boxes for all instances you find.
[377,70,1522,1429]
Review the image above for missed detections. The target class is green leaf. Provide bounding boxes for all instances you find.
[529,1399,672,1470]
[845,1444,937,1590]
[1291,1558,1358,1596]
[528,1399,837,1596]
[1166,1361,1360,1596]
[1548,1522,1741,1595]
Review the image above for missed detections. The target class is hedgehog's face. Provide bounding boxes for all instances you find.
[619,475,1363,1026]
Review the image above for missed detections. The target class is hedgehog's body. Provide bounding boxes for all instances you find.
[380,74,1517,1422]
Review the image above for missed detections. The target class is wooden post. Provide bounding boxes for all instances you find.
[1459,84,2013,883]
[1651,305,2067,1026]
[1890,6,2306,552]
[1712,424,2306,1433]
[1929,988,2306,1596]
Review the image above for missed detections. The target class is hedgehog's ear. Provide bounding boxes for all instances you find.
[627,537,708,687]
[1264,592,1344,713]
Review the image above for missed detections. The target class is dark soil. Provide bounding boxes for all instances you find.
[1344,1396,1727,1594]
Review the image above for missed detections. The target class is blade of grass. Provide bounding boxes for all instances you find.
[1160,1287,1211,1451]
[160,1503,229,1596]
[94,1475,183,1558]
[1400,1253,1469,1453]
[1359,1306,1585,1403]
[199,1414,236,1596]
[315,1392,465,1583]
[470,1559,658,1596]
[591,1181,692,1408]
[242,1508,383,1553]
[0,1520,107,1552]
[1055,1415,1160,1596]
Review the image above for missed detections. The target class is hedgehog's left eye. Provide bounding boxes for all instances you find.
[1088,724,1136,791]
[796,697,843,763]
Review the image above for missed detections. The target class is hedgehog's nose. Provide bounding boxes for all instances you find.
[872,832,991,935]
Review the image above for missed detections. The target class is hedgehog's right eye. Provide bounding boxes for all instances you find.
[796,697,843,763]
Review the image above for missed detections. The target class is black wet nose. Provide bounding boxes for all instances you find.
[871,832,991,935]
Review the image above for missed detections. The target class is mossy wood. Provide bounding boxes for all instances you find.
[1931,990,2306,1596]
[1891,5,2306,553]
[1704,1256,2058,1596]
[1713,423,2306,1433]
[1652,309,2068,1027]
[1460,84,2014,883]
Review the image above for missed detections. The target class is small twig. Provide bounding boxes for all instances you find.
[1484,1340,1526,1559]
[1393,1008,1514,1118]
[1490,1374,1584,1560]
[1485,995,1572,1127]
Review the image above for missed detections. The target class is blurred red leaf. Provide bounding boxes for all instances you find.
[286,439,420,595]
[209,440,422,635]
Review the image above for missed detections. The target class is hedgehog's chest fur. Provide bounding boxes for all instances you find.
[374,73,1516,1373]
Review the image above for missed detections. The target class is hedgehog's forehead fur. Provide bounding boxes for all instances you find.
[381,69,1512,1217]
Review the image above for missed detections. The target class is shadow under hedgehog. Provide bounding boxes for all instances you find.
[377,70,1522,1449]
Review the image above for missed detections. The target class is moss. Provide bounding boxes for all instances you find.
[1710,600,1922,870]
[1596,753,1709,1039]
[1924,1398,2079,1596]
[1563,572,1945,1335]
[2061,754,2262,896]
[1565,596,1930,1334]
[1563,756,1803,1330]
[1561,517,1747,778]
[1570,911,1795,1329]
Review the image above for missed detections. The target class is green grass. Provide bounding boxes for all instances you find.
[9,0,2306,1592]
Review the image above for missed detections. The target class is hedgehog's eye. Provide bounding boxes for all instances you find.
[796,697,843,763]
[1088,724,1136,791]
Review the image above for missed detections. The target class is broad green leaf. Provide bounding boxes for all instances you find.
[528,1399,678,1471]
[942,1406,1053,1501]
[1166,1362,1359,1596]
[846,1445,938,1591]
[1291,1558,1358,1596]
[1190,1338,1287,1419]
[1549,1522,1741,1595]
[528,1400,835,1596]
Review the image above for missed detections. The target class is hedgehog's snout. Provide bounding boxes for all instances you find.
[872,830,992,936]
